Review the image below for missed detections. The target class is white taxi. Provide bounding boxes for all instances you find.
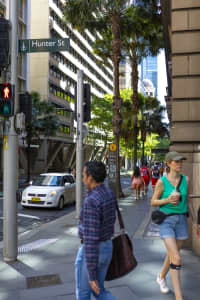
[21,173,75,209]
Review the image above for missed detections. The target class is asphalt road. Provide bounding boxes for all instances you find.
[0,175,132,241]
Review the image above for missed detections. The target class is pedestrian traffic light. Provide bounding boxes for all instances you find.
[74,83,91,122]
[0,17,10,70]
[0,83,14,116]
[19,92,32,124]
[83,83,91,122]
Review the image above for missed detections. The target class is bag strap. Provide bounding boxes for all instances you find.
[116,201,125,230]
[176,174,183,191]
[163,176,183,218]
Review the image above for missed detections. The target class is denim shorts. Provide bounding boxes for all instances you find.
[158,214,188,240]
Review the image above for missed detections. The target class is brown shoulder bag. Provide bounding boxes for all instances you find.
[105,201,137,281]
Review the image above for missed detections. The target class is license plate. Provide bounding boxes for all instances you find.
[32,197,40,201]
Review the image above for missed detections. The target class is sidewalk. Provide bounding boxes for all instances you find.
[0,186,200,300]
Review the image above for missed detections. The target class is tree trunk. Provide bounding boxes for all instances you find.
[99,136,108,161]
[141,140,145,165]
[131,46,139,169]
[111,13,123,198]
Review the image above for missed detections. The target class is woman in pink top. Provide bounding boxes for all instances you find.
[131,166,145,200]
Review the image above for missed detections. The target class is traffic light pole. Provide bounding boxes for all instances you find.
[3,0,18,262]
[76,70,84,218]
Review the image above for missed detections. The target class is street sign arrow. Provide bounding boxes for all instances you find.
[19,38,70,53]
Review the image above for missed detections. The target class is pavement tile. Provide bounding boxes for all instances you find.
[0,182,200,300]
[20,283,74,300]
[0,289,21,300]
[105,285,139,300]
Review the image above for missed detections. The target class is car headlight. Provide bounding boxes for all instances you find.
[48,191,57,197]
[22,191,27,200]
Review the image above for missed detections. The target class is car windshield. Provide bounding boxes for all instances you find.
[32,175,63,186]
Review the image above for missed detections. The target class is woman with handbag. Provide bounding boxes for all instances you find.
[151,151,194,300]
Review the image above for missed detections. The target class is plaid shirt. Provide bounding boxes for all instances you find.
[78,183,116,281]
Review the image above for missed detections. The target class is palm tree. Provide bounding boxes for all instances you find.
[121,1,163,168]
[138,95,169,164]
[64,0,132,197]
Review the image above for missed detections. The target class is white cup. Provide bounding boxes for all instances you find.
[171,190,180,204]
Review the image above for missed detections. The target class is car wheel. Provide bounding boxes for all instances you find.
[58,196,64,210]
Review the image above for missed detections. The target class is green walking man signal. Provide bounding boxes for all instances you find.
[0,83,15,116]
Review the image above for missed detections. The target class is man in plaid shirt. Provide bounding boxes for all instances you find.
[76,161,117,300]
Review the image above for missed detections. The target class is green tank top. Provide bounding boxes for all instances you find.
[160,175,188,214]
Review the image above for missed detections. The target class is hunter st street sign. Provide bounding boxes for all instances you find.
[19,38,70,53]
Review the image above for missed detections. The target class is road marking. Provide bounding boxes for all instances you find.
[18,238,58,253]
[19,230,32,237]
[18,213,40,220]
[0,214,40,220]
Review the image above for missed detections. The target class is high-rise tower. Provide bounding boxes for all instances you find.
[140,56,158,97]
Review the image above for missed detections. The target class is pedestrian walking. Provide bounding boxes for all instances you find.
[131,166,145,200]
[72,167,76,179]
[151,151,194,300]
[160,163,164,177]
[140,161,150,194]
[76,160,117,300]
[150,163,160,189]
[67,167,72,174]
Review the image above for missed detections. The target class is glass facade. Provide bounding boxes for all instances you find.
[141,56,158,97]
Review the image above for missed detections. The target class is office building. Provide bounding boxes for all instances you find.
[30,0,113,138]
[28,0,114,173]
[0,0,6,16]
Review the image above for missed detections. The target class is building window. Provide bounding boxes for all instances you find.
[19,0,26,20]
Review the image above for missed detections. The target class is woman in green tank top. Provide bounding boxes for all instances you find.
[151,151,194,300]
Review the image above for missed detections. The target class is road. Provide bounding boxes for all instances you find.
[0,175,132,241]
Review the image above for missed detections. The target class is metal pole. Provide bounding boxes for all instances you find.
[76,70,84,218]
[3,0,18,262]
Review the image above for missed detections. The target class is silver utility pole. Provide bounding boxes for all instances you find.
[76,70,84,218]
[3,0,18,262]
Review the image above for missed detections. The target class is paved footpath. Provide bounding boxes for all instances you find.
[0,186,200,300]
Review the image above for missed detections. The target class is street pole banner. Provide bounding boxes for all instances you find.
[108,144,117,195]
[19,38,70,53]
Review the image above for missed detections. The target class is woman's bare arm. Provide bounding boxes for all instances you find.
[151,179,177,206]
[151,179,166,206]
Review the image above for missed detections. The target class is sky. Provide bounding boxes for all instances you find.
[157,49,169,123]
[157,49,167,107]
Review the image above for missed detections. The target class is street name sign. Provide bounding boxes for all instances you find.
[19,38,70,53]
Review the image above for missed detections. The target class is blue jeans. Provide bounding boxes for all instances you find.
[158,214,188,240]
[75,240,117,300]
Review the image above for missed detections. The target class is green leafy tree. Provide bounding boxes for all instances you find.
[119,90,168,165]
[138,95,169,164]
[88,94,113,159]
[25,92,60,182]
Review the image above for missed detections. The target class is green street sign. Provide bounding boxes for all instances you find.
[19,38,70,53]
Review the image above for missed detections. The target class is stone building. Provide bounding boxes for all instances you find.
[161,0,200,254]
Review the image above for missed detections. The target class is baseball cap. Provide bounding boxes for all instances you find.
[165,151,186,162]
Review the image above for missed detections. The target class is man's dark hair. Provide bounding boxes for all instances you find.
[84,161,106,183]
